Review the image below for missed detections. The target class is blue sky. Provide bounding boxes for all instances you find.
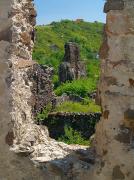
[34,0,106,25]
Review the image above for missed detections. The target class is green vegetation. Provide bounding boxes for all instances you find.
[36,103,52,121]
[55,101,101,113]
[58,125,90,146]
[33,20,103,72]
[34,20,103,145]
[33,20,103,94]
[55,78,97,97]
[33,19,103,112]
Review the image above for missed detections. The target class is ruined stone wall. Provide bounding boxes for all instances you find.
[93,0,134,179]
[0,1,49,179]
[41,112,101,140]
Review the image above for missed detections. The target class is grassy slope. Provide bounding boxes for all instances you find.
[33,20,103,73]
[33,20,103,110]
[33,20,103,144]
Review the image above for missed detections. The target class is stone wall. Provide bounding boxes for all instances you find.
[0,1,49,179]
[93,0,134,179]
[40,112,101,140]
[27,64,54,116]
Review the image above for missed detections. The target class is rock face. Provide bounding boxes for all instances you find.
[27,64,54,116]
[59,42,86,83]
[0,0,134,179]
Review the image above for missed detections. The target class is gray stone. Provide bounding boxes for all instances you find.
[59,42,86,83]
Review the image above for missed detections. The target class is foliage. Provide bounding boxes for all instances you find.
[34,20,102,119]
[55,101,101,113]
[58,125,90,145]
[52,74,60,88]
[34,20,102,145]
[55,78,97,97]
[33,20,103,99]
[33,20,103,73]
[36,103,52,121]
[86,59,100,79]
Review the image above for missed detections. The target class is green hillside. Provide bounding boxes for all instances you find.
[33,20,104,97]
[33,20,103,144]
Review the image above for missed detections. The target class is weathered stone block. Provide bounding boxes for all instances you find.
[104,0,124,13]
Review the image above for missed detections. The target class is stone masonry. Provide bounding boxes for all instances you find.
[0,1,48,179]
[27,64,54,116]
[41,112,101,140]
[0,0,134,180]
[93,0,134,179]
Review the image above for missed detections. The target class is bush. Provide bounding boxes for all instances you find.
[58,125,90,145]
[86,59,100,79]
[55,78,97,98]
[52,75,60,88]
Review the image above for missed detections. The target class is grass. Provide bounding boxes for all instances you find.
[33,20,103,74]
[54,101,101,113]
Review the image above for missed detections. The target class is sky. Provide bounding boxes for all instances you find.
[34,0,106,25]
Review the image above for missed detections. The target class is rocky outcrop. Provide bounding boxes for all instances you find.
[59,42,86,83]
[54,93,97,108]
[54,94,88,107]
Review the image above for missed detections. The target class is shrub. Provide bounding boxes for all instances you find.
[55,78,97,98]
[52,75,60,88]
[58,125,90,145]
[86,59,100,79]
